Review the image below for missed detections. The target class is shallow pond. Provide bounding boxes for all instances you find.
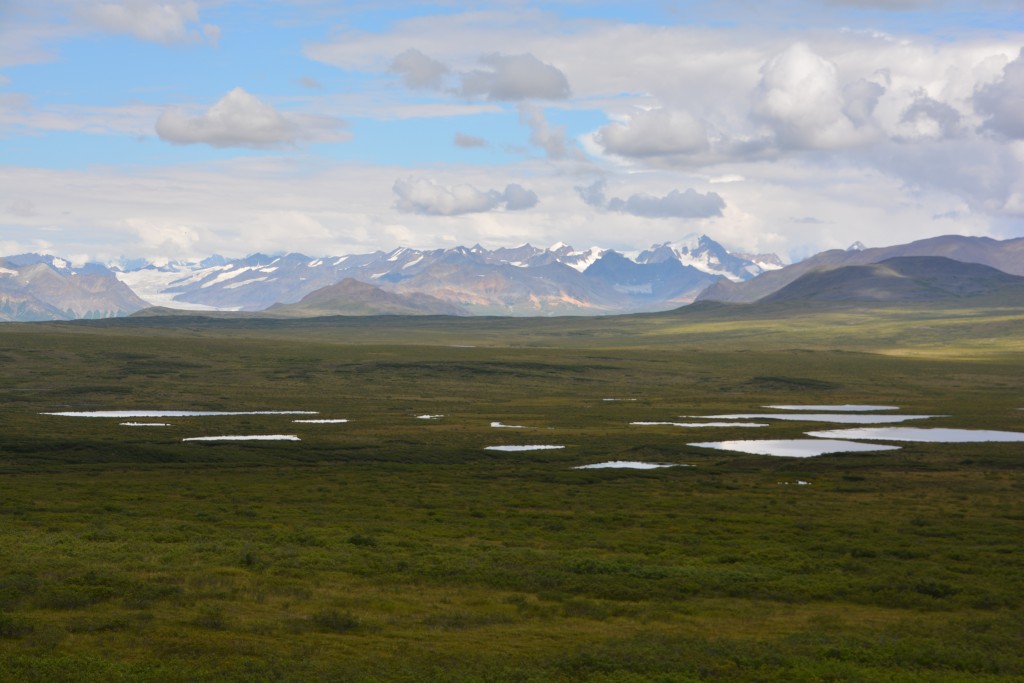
[183,435,301,442]
[484,445,564,452]
[120,422,170,427]
[806,427,1024,442]
[688,439,901,457]
[45,410,318,418]
[632,421,767,428]
[763,404,897,412]
[691,413,937,424]
[293,419,348,424]
[573,461,683,469]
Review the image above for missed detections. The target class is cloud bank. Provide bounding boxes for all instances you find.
[82,0,219,45]
[576,180,726,219]
[393,177,539,215]
[155,87,348,148]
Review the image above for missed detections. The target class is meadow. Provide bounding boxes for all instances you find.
[0,303,1022,681]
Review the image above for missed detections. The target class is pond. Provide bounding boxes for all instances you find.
[484,445,564,452]
[183,435,302,442]
[632,421,767,427]
[688,439,901,457]
[44,410,318,418]
[690,413,937,424]
[805,427,1024,442]
[763,404,898,411]
[573,461,685,469]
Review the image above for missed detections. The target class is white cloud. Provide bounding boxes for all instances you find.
[82,0,218,45]
[595,108,709,158]
[393,177,538,215]
[518,104,582,160]
[386,48,571,101]
[155,87,349,148]
[975,48,1024,139]
[576,180,726,219]
[754,43,881,149]
[390,48,449,89]
[459,53,570,101]
[502,183,540,210]
[897,93,965,140]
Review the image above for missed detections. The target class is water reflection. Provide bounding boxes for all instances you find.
[689,439,901,457]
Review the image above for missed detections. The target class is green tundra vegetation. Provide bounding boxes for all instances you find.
[0,301,1022,681]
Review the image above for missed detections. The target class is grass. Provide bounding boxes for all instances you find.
[0,304,1021,680]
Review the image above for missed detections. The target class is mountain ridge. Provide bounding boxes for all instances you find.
[115,234,778,316]
[697,235,1024,304]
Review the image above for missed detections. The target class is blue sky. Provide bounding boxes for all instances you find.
[1,0,1022,263]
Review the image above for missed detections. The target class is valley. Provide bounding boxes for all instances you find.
[0,301,1021,681]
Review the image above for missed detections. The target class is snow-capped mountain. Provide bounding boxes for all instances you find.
[633,234,777,281]
[115,235,778,315]
[0,254,149,321]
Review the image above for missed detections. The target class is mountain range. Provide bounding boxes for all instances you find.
[0,254,148,322]
[115,234,780,316]
[1,234,1021,322]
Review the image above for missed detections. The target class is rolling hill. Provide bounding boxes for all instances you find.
[697,235,1024,303]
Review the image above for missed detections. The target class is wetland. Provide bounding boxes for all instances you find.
[0,305,1022,682]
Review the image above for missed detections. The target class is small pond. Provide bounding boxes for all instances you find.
[691,413,937,424]
[688,439,901,457]
[806,427,1024,442]
[573,461,685,469]
[45,410,318,418]
[183,435,301,442]
[632,421,767,427]
[763,404,898,412]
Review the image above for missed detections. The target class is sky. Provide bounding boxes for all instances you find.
[1,0,1023,265]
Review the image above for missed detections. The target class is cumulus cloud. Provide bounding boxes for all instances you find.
[518,104,582,160]
[595,108,709,158]
[459,53,570,101]
[390,48,449,90]
[393,177,538,215]
[155,87,348,148]
[501,183,540,210]
[454,132,487,148]
[575,180,725,219]
[755,43,880,149]
[898,94,964,140]
[975,48,1024,139]
[82,0,219,45]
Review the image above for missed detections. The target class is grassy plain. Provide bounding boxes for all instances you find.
[0,303,1022,681]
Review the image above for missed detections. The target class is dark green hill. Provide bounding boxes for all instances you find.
[266,278,469,316]
[698,235,1024,303]
[759,256,1024,305]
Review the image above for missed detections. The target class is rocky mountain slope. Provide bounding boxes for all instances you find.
[0,255,149,321]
